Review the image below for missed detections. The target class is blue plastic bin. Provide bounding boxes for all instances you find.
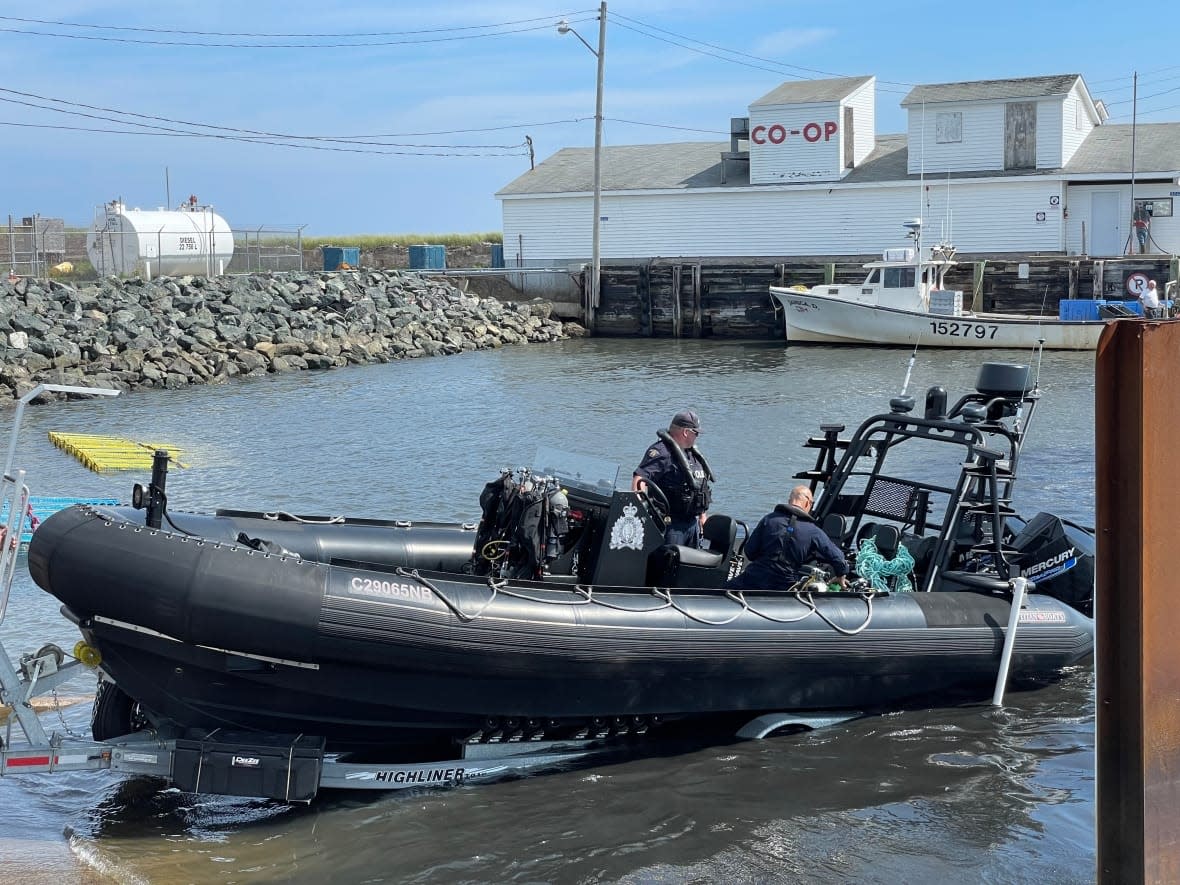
[1057,299,1103,321]
[490,244,504,268]
[408,245,446,270]
[323,246,359,271]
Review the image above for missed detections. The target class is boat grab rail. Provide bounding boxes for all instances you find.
[394,567,878,634]
[263,511,346,524]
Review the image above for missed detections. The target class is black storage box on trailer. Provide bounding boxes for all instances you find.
[171,731,326,803]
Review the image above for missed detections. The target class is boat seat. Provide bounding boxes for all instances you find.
[873,524,901,558]
[700,514,738,557]
[669,545,726,569]
[645,515,737,588]
[820,513,848,547]
[900,532,939,586]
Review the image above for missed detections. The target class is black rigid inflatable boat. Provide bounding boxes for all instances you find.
[27,362,1094,758]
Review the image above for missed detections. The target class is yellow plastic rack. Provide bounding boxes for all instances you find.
[47,432,188,473]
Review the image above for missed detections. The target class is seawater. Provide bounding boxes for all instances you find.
[0,340,1096,884]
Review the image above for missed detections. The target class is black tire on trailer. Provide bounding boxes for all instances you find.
[91,681,144,742]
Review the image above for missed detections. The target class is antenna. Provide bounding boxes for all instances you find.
[945,170,952,243]
[1130,71,1137,254]
[1025,286,1051,409]
[899,341,919,396]
[919,102,926,255]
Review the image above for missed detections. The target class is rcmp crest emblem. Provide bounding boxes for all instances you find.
[609,503,645,551]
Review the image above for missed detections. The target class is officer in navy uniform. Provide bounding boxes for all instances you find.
[631,410,714,547]
[727,485,848,590]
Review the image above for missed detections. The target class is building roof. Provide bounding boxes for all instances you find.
[497,142,738,195]
[496,123,1180,198]
[901,74,1081,106]
[750,76,874,107]
[1063,123,1180,174]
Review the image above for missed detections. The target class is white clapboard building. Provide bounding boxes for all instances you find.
[497,73,1180,267]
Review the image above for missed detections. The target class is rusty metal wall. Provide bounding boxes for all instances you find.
[1096,318,1180,884]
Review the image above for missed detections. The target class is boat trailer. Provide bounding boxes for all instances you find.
[2,615,859,803]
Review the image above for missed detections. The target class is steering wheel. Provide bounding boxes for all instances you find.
[639,482,671,526]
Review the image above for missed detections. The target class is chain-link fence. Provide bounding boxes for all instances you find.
[2,215,306,279]
[2,215,65,278]
[227,226,307,274]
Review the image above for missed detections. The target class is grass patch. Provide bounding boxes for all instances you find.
[301,233,502,250]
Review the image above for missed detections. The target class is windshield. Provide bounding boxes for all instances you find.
[532,447,621,495]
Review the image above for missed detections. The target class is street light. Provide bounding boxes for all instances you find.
[558,2,606,331]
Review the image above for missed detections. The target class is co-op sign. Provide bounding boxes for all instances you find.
[751,120,839,145]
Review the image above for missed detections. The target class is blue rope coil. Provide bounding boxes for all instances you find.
[856,537,915,592]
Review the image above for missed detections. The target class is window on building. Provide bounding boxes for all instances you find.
[935,111,962,144]
[1004,102,1037,170]
[883,267,916,288]
[1137,197,1172,218]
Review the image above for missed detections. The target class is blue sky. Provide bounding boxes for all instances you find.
[3,1,1178,236]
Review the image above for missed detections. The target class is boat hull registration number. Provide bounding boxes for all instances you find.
[929,320,999,340]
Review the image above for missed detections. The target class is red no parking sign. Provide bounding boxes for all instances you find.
[1126,272,1149,297]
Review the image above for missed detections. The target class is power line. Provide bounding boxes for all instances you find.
[0,18,588,49]
[610,13,842,80]
[0,119,530,157]
[0,11,595,38]
[1086,64,1180,86]
[1107,104,1180,121]
[0,87,530,148]
[1103,82,1180,107]
[608,12,915,94]
[12,11,1167,162]
[606,118,729,135]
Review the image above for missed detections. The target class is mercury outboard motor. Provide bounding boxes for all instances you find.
[1009,512,1095,616]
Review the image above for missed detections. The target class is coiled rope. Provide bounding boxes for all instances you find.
[856,537,915,592]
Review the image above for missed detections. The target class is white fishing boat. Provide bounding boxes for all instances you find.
[769,221,1107,350]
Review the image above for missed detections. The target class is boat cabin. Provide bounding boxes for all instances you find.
[805,226,964,315]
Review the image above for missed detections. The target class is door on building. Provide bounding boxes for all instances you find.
[1090,191,1123,256]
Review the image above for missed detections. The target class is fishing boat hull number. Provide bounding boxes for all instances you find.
[929,320,998,340]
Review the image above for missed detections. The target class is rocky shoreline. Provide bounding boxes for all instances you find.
[0,271,584,406]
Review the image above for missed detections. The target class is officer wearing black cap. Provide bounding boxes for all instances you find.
[631,409,715,546]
